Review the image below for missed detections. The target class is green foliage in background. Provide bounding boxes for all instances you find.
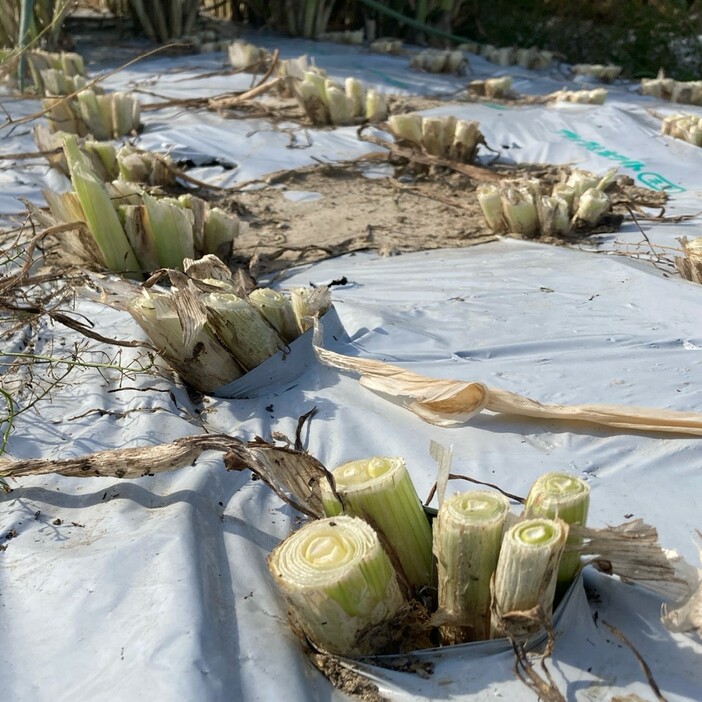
[3,1,702,79]
[0,0,70,49]
[230,0,702,79]
[455,0,702,79]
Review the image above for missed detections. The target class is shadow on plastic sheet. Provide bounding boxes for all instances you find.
[202,363,345,450]
[343,570,701,702]
[0,468,264,701]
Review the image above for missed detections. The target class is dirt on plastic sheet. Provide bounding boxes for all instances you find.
[223,160,664,278]
[227,161,498,278]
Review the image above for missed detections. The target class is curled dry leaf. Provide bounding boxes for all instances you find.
[313,320,702,436]
[571,521,702,638]
[573,520,687,591]
[660,539,702,636]
[674,236,702,284]
[0,434,335,519]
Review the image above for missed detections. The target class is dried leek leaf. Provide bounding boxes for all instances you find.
[0,437,334,521]
[312,322,702,435]
[660,541,702,636]
[674,236,702,284]
[183,253,236,284]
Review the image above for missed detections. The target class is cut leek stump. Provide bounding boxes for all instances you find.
[268,515,406,656]
[525,472,590,586]
[321,456,433,590]
[434,490,510,643]
[491,518,568,639]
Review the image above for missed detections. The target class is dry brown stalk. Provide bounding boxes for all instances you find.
[425,472,525,505]
[140,49,281,114]
[0,222,82,295]
[505,606,566,702]
[0,433,337,519]
[207,76,283,111]
[602,621,668,702]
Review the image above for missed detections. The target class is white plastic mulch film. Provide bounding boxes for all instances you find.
[1,32,701,702]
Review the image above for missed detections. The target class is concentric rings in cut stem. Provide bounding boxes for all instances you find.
[491,517,568,639]
[525,472,590,585]
[268,515,406,656]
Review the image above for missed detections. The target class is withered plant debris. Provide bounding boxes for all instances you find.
[602,621,668,702]
[313,330,702,435]
[140,50,282,116]
[507,606,566,702]
[0,433,338,520]
[573,520,690,595]
[674,237,702,284]
[354,598,433,656]
[306,652,388,702]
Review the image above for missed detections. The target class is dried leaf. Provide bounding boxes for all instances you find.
[183,253,235,284]
[661,538,702,636]
[0,435,235,480]
[572,520,691,595]
[429,440,452,508]
[224,439,335,519]
[313,322,702,435]
[0,435,336,519]
[572,520,702,639]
